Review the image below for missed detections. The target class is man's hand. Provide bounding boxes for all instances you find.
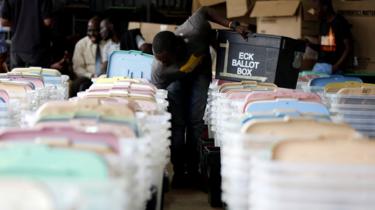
[51,51,70,70]
[139,43,153,54]
[235,25,250,39]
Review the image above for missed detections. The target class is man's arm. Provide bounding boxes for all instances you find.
[151,60,184,89]
[200,6,249,38]
[306,40,320,52]
[333,18,353,73]
[333,39,352,72]
[73,40,93,78]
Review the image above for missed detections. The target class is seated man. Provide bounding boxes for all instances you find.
[310,0,353,74]
[151,6,248,188]
[72,16,107,79]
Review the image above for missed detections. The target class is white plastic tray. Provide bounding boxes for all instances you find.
[326,93,375,106]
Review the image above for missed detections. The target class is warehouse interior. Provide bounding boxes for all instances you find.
[0,0,374,210]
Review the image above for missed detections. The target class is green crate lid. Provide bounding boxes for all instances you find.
[0,144,109,181]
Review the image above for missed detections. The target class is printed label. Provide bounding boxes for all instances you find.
[232,52,261,76]
[217,41,278,83]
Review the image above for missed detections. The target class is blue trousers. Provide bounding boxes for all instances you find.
[167,72,211,175]
[312,63,333,75]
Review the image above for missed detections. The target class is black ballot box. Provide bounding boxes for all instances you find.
[215,30,306,89]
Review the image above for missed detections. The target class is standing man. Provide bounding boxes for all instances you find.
[0,0,53,69]
[72,16,107,79]
[151,6,248,188]
[310,0,353,74]
[100,18,121,71]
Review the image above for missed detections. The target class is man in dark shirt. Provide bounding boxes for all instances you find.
[151,6,248,188]
[0,0,53,69]
[311,0,353,74]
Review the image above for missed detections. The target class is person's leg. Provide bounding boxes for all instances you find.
[166,80,188,187]
[70,76,93,97]
[186,73,211,178]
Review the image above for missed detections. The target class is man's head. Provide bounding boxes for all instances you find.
[87,16,101,44]
[312,0,335,19]
[152,31,186,66]
[100,19,114,41]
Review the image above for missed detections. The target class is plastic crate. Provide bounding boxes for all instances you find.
[215,31,305,89]
[107,50,153,80]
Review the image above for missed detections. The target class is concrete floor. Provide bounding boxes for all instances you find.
[164,189,222,210]
[164,163,222,210]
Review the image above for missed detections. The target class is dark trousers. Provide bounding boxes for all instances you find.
[10,51,51,69]
[70,76,93,97]
[167,72,211,175]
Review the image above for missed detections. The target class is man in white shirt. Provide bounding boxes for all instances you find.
[72,16,107,78]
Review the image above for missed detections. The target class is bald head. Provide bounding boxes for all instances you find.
[87,16,101,43]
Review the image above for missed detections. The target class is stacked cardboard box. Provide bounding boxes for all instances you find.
[192,0,256,26]
[250,0,319,39]
[128,22,177,43]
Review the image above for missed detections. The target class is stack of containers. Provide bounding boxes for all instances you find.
[325,83,375,137]
[0,136,140,209]
[206,80,366,210]
[11,67,69,98]
[295,71,328,90]
[205,81,277,146]
[0,71,170,210]
[222,119,360,210]
[33,77,170,210]
[299,72,374,137]
[74,77,171,210]
[0,84,22,128]
[248,136,375,210]
[0,67,69,127]
[301,74,363,97]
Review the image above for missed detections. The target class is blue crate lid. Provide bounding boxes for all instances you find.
[107,50,154,80]
[309,75,363,87]
[241,111,331,125]
[245,99,330,116]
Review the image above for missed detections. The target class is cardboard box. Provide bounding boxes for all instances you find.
[192,0,201,13]
[226,0,254,19]
[250,0,319,39]
[193,0,256,28]
[192,1,230,29]
[333,0,375,72]
[199,0,226,6]
[192,0,226,12]
[128,22,177,43]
